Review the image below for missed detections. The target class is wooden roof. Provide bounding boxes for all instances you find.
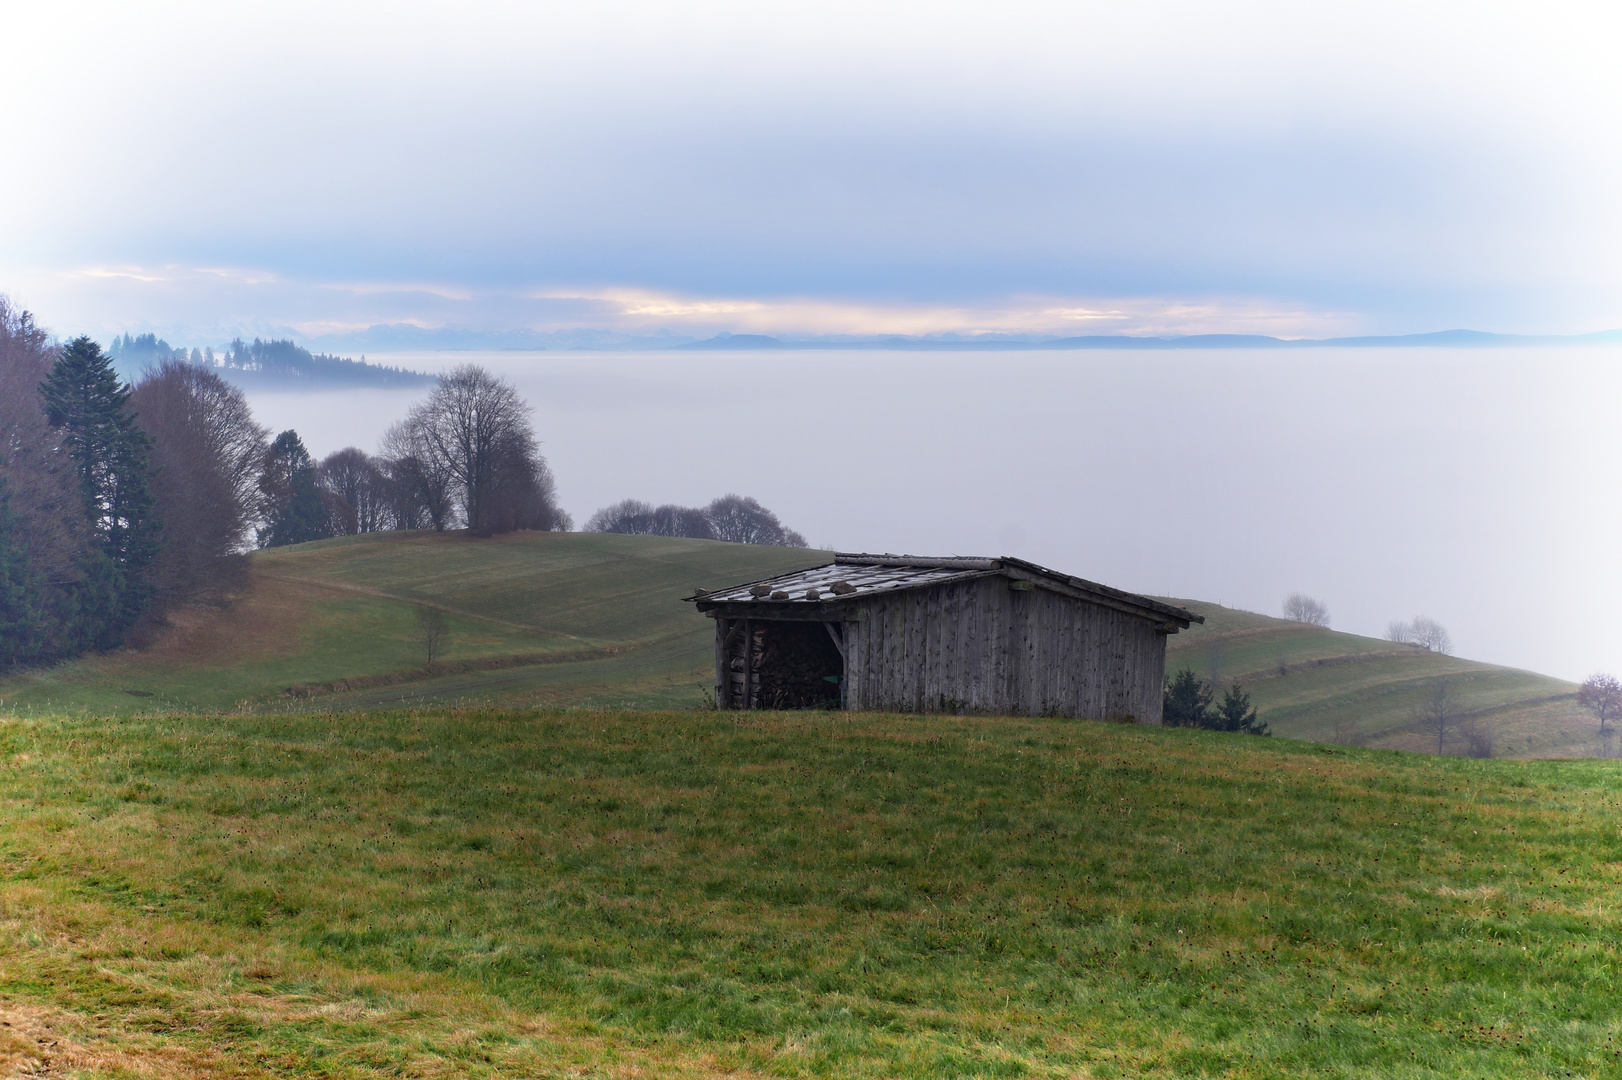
[688,553,1202,630]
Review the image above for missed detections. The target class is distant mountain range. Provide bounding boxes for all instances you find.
[676,328,1622,350]
[104,326,1622,378]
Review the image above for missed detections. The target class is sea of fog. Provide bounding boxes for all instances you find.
[243,347,1622,683]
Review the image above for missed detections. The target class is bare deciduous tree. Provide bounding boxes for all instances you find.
[705,494,808,547]
[1282,593,1330,627]
[318,447,390,534]
[1417,678,1457,755]
[130,360,269,602]
[1578,673,1622,737]
[1407,616,1452,655]
[648,503,715,539]
[417,606,447,667]
[379,421,457,531]
[586,499,656,534]
[585,499,715,539]
[1386,616,1452,654]
[400,365,554,535]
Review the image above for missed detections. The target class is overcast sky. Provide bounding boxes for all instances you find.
[4,0,1621,342]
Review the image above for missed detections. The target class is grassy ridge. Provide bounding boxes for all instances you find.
[0,531,1603,754]
[0,532,823,716]
[2,709,1621,1077]
[1166,603,1594,758]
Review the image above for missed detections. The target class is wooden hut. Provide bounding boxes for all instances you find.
[688,553,1202,722]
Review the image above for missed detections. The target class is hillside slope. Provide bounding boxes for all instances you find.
[1165,602,1597,758]
[0,533,1603,756]
[2,709,1620,1078]
[0,531,824,716]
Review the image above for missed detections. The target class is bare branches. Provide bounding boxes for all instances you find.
[417,606,448,667]
[131,360,268,601]
[388,365,564,536]
[1282,593,1330,627]
[1387,615,1452,654]
[379,419,458,531]
[585,499,716,539]
[585,493,805,546]
[1417,678,1457,755]
[1578,673,1622,737]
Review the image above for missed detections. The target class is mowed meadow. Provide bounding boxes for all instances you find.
[2,709,1622,1077]
[0,530,1604,756]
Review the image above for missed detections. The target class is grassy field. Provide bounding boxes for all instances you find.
[0,530,1601,755]
[0,532,823,717]
[2,708,1622,1077]
[1165,604,1594,758]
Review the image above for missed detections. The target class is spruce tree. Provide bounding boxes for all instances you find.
[257,430,332,547]
[39,336,162,642]
[1162,669,1214,728]
[1214,683,1271,736]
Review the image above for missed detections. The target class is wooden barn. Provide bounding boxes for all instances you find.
[688,553,1202,722]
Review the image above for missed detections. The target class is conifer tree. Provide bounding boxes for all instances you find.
[39,336,162,642]
[1162,669,1214,728]
[257,430,332,547]
[1214,683,1271,736]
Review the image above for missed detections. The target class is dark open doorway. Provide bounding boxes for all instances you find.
[726,620,845,709]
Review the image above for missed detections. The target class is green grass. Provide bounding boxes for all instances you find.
[2,709,1622,1077]
[0,531,1604,755]
[0,531,824,717]
[1166,602,1593,757]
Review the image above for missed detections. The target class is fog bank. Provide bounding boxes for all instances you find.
[243,346,1620,682]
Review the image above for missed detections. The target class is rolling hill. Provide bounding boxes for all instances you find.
[0,531,1603,756]
[1166,603,1596,758]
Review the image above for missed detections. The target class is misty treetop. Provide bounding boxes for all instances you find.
[261,364,571,543]
[587,494,807,547]
[107,332,431,389]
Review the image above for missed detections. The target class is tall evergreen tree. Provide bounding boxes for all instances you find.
[257,430,332,547]
[39,336,162,643]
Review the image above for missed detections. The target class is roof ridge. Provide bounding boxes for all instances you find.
[834,553,1000,570]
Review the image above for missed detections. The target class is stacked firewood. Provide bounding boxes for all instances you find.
[755,623,842,708]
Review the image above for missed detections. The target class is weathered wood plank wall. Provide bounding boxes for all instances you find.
[841,577,1166,721]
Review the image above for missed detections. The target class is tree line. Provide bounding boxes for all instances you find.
[259,364,571,545]
[0,298,814,672]
[108,332,431,389]
[584,495,807,547]
[0,302,569,670]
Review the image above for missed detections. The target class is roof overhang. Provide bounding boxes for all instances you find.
[687,553,1203,633]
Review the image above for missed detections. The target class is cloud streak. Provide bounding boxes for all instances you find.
[3,265,1366,343]
[3,1,1620,339]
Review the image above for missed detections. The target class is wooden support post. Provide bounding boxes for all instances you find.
[713,617,728,708]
